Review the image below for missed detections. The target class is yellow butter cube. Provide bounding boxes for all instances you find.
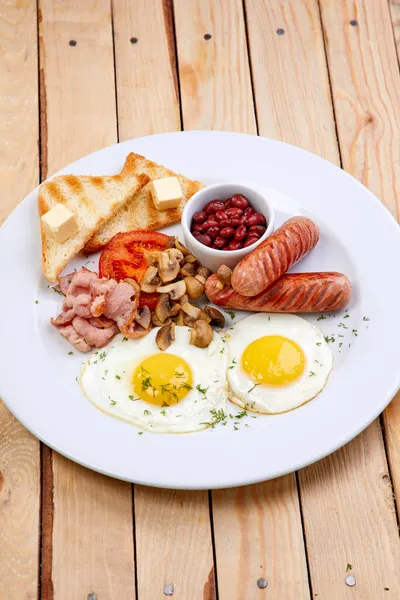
[41,204,79,243]
[151,176,183,211]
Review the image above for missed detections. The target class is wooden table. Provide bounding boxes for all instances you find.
[1,1,400,598]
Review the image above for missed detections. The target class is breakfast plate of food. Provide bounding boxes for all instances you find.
[1,130,399,489]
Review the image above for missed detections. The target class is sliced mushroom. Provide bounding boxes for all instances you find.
[156,322,176,351]
[197,266,211,280]
[175,237,189,255]
[195,274,207,286]
[217,264,232,287]
[180,262,197,277]
[166,248,184,264]
[183,314,196,327]
[166,236,176,249]
[141,265,162,293]
[124,278,141,293]
[152,312,171,327]
[145,252,160,267]
[174,310,185,326]
[155,293,181,322]
[184,276,205,300]
[184,253,197,264]
[158,251,181,282]
[181,301,202,320]
[197,310,211,324]
[189,320,213,348]
[135,305,151,329]
[156,280,186,301]
[180,294,189,306]
[203,306,225,328]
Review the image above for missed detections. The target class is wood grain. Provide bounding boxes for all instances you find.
[173,1,310,598]
[174,0,256,133]
[38,2,135,598]
[112,1,215,597]
[112,0,180,140]
[0,2,40,599]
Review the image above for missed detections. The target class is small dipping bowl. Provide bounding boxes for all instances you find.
[181,182,275,272]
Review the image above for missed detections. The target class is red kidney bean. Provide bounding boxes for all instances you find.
[234,224,247,240]
[205,200,225,215]
[243,236,259,248]
[207,226,220,240]
[224,197,233,209]
[213,236,228,249]
[239,215,247,225]
[214,210,228,222]
[192,210,207,224]
[191,223,202,234]
[231,194,249,209]
[244,206,255,216]
[225,207,243,219]
[249,225,266,236]
[202,219,218,230]
[194,234,211,247]
[257,213,267,226]
[220,226,235,239]
[226,240,243,251]
[244,213,263,227]
[219,218,240,228]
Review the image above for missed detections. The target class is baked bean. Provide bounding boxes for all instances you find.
[244,213,263,227]
[202,219,219,230]
[226,240,243,251]
[205,200,225,214]
[225,207,243,219]
[244,207,255,216]
[213,236,228,249]
[193,210,207,224]
[249,225,266,236]
[214,210,228,222]
[234,224,247,240]
[194,234,211,247]
[207,226,220,240]
[219,218,240,228]
[220,226,235,239]
[224,197,233,209]
[243,236,259,248]
[191,223,202,234]
[231,194,249,209]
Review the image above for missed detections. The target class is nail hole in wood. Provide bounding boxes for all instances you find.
[164,584,174,596]
[257,578,268,589]
[276,28,285,36]
[87,594,97,600]
[130,37,138,44]
[69,40,77,46]
[350,20,358,26]
[204,33,212,40]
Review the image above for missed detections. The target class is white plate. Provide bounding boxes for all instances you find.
[1,131,399,490]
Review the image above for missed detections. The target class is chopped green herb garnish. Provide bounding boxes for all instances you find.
[161,400,170,408]
[338,323,348,329]
[122,337,128,342]
[115,375,121,380]
[343,314,350,319]
[35,299,39,304]
[339,342,343,348]
[324,335,335,343]
[317,315,326,321]
[138,431,143,435]
[68,351,73,355]
[110,399,116,406]
[200,408,227,428]
[224,309,236,319]
[51,286,66,297]
[143,409,152,416]
[316,342,322,346]
[128,395,138,401]
[196,384,209,399]
[248,382,261,393]
[99,352,107,360]
[228,357,237,370]
[363,316,370,322]
[346,563,353,572]
[309,371,316,377]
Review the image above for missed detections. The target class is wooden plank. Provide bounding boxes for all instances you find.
[174,1,310,598]
[111,1,215,598]
[0,1,40,599]
[38,2,135,598]
[112,0,180,140]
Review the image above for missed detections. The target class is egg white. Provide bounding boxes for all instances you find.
[80,327,228,433]
[227,313,333,414]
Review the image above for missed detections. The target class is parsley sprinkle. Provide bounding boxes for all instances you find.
[115,375,121,380]
[346,563,353,572]
[200,408,227,428]
[196,384,209,399]
[248,382,261,393]
[99,352,107,360]
[317,315,326,321]
[224,309,236,319]
[128,395,137,401]
[75,376,78,382]
[110,399,116,406]
[352,329,358,336]
[35,299,39,304]
[363,316,370,322]
[324,335,335,343]
[338,323,348,329]
[122,337,128,342]
[316,342,322,346]
[234,426,239,431]
[51,286,66,297]
[339,342,343,348]
[228,358,237,370]
[68,351,73,355]
[219,348,225,354]
[161,400,170,408]
[160,410,166,416]
[138,431,143,435]
[309,371,316,377]
[343,314,350,319]
[143,409,151,416]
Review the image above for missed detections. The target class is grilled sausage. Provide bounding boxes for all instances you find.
[231,216,319,297]
[205,272,351,312]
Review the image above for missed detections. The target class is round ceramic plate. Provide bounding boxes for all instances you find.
[1,131,399,489]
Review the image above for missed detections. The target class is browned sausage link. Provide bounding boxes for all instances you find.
[205,273,352,312]
[231,216,319,297]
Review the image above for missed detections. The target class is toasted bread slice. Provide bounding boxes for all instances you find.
[83,153,204,254]
[39,161,150,282]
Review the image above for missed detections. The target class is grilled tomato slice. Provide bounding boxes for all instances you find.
[99,230,169,310]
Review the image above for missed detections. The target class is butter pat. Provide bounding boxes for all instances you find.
[41,204,78,243]
[151,176,183,211]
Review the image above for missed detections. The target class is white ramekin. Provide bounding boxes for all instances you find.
[181,182,275,272]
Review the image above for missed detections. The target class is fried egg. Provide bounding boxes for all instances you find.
[80,327,228,433]
[227,314,333,414]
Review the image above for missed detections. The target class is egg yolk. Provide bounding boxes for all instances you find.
[242,335,305,386]
[132,353,193,406]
